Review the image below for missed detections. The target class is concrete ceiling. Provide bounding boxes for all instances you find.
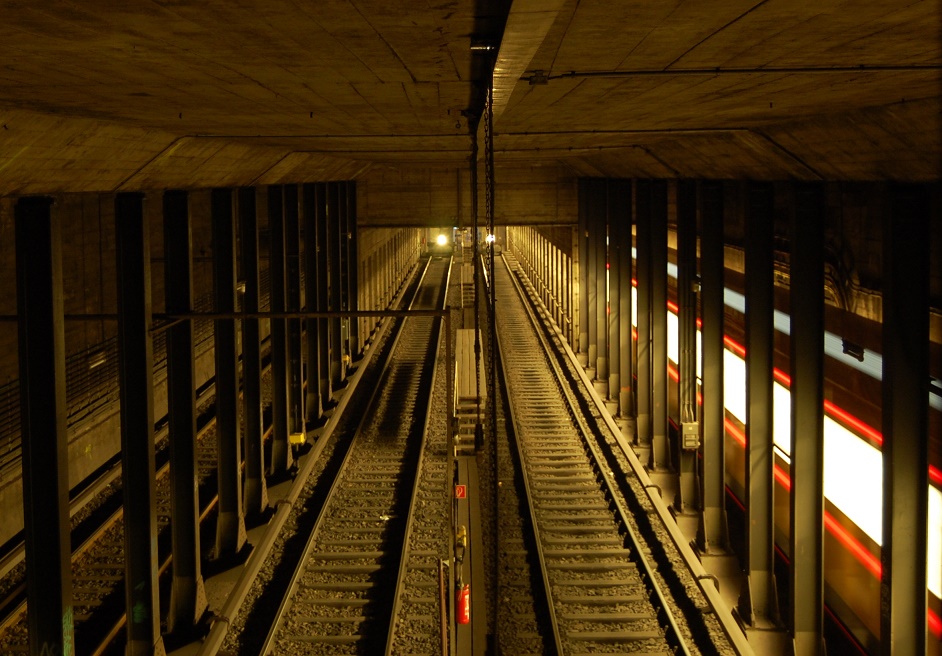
[0,0,939,195]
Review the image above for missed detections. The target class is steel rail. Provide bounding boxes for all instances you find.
[196,260,425,655]
[258,256,444,654]
[383,257,452,654]
[512,252,757,656]
[503,253,693,655]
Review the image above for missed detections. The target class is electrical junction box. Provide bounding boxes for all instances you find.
[682,422,700,450]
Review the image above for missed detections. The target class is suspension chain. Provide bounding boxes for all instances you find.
[483,81,496,452]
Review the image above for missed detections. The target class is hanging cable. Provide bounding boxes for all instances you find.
[484,75,497,454]
[469,116,483,452]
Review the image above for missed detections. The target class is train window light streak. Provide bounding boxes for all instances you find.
[628,273,942,602]
[719,330,940,599]
[651,252,940,411]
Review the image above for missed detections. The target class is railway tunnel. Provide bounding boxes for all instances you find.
[0,2,940,655]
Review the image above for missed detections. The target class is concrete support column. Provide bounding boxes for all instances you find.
[210,188,247,557]
[15,196,75,656]
[302,183,324,422]
[238,187,268,517]
[650,180,670,471]
[285,185,305,443]
[163,190,208,632]
[675,179,699,511]
[880,183,930,656]
[696,181,730,553]
[738,182,781,629]
[788,182,826,655]
[268,186,293,473]
[635,180,652,448]
[114,192,165,655]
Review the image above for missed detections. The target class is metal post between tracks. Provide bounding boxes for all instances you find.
[239,186,269,518]
[115,192,165,656]
[211,188,248,558]
[164,189,209,633]
[14,196,75,656]
[268,185,293,474]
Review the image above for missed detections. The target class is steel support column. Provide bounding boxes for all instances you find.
[555,246,563,329]
[738,182,780,628]
[613,181,635,436]
[595,181,609,392]
[341,182,353,362]
[548,236,554,313]
[608,182,623,406]
[15,196,75,656]
[565,235,573,346]
[328,183,344,389]
[238,187,268,517]
[788,182,826,655]
[650,180,670,471]
[635,180,653,448]
[211,188,247,557]
[302,183,324,421]
[268,186,292,473]
[285,185,305,443]
[315,183,332,409]
[585,181,600,375]
[880,183,930,656]
[164,190,208,633]
[578,179,590,360]
[696,181,730,553]
[114,192,165,655]
[347,182,360,359]
[675,180,699,511]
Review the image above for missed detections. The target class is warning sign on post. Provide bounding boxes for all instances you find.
[454,484,467,499]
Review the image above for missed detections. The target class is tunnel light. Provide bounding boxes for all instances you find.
[436,234,448,246]
[485,234,495,244]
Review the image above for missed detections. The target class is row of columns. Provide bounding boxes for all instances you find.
[359,228,422,344]
[13,182,429,655]
[508,226,573,344]
[511,179,933,655]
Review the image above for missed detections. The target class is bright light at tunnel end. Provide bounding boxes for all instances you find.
[436,234,448,246]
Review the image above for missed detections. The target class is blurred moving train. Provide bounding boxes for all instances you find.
[652,256,942,652]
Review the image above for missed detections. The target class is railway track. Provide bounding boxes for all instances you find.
[0,379,228,654]
[496,252,691,656]
[260,256,450,655]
